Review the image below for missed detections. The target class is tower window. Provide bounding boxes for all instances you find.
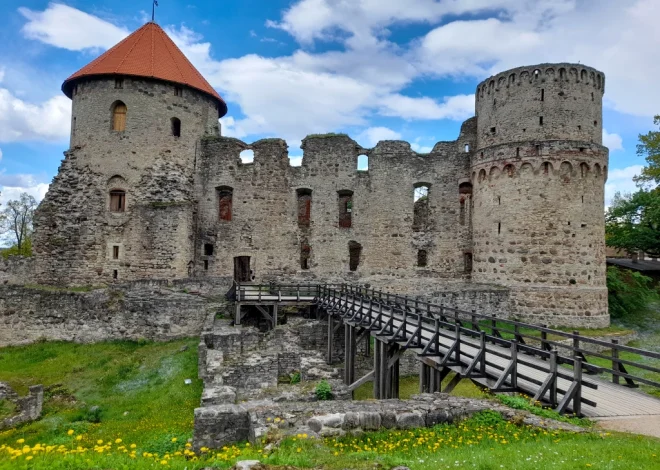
[357,154,368,171]
[539,116,544,125]
[516,147,520,157]
[490,127,496,134]
[297,189,312,226]
[72,117,76,136]
[458,182,472,226]
[594,120,598,126]
[113,269,118,279]
[203,260,209,271]
[413,184,430,230]
[541,89,544,101]
[301,240,311,270]
[204,244,214,256]
[112,101,127,132]
[338,190,353,228]
[498,222,501,234]
[174,86,183,97]
[217,186,233,221]
[464,144,470,153]
[115,78,123,89]
[464,252,473,273]
[112,245,119,259]
[171,117,181,137]
[109,190,126,212]
[348,241,362,271]
[417,250,428,267]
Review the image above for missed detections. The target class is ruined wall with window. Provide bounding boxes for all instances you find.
[33,77,219,285]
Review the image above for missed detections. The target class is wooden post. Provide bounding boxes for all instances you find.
[365,332,371,357]
[549,349,558,407]
[510,340,518,389]
[344,324,351,384]
[235,303,242,326]
[540,325,548,353]
[373,338,381,399]
[272,304,278,329]
[612,339,620,385]
[327,316,334,364]
[419,362,428,393]
[574,357,583,416]
[573,331,580,358]
[379,340,388,398]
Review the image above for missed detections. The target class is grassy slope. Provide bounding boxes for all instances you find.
[0,338,201,449]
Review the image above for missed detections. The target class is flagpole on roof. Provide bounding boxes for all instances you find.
[152,0,158,22]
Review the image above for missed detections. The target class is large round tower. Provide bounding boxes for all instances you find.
[34,22,227,285]
[470,64,609,327]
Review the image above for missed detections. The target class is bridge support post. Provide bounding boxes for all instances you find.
[373,339,400,399]
[235,303,242,326]
[344,324,356,385]
[327,316,334,364]
[419,363,430,393]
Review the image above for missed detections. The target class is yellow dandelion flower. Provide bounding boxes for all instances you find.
[25,456,33,461]
[97,440,103,445]
[130,443,136,449]
[67,430,75,436]
[297,448,301,453]
[115,439,122,444]
[17,439,25,445]
[160,460,168,465]
[76,435,83,441]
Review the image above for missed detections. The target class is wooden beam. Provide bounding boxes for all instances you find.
[348,370,374,391]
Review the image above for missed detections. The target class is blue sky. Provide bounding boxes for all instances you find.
[0,0,658,207]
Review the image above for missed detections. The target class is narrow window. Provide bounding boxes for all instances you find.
[171,117,181,137]
[113,269,118,279]
[498,222,501,234]
[301,240,311,270]
[203,260,209,271]
[348,241,362,271]
[115,78,123,89]
[217,186,233,221]
[112,101,127,132]
[490,127,496,134]
[464,144,470,153]
[543,162,550,174]
[464,252,473,273]
[458,182,472,226]
[204,244,214,256]
[338,190,353,228]
[109,190,126,212]
[73,85,78,95]
[591,92,594,101]
[174,86,183,97]
[539,116,544,125]
[296,189,312,227]
[357,154,368,171]
[541,89,544,101]
[413,184,430,230]
[522,128,526,133]
[417,250,428,267]
[516,147,520,157]
[578,125,582,131]
[112,246,119,259]
[582,195,584,204]
[579,147,585,153]
[497,196,501,205]
[72,117,76,136]
[594,120,598,126]
[480,151,484,157]
[535,144,540,155]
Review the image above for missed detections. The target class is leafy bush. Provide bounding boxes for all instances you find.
[471,409,504,426]
[72,406,102,423]
[315,380,332,401]
[1,237,32,258]
[289,371,301,385]
[607,266,658,319]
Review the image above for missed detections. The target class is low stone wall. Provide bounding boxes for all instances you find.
[0,284,213,346]
[0,383,43,430]
[0,256,34,285]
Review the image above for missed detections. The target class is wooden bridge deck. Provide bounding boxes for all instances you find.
[236,285,660,418]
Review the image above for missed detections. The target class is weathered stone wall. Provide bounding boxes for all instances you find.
[0,383,43,431]
[0,256,33,285]
[0,284,210,346]
[33,77,220,285]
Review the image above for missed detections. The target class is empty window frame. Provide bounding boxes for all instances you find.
[204,243,214,256]
[112,101,127,132]
[109,190,126,212]
[171,117,181,137]
[297,188,312,226]
[112,245,119,259]
[413,184,430,230]
[459,182,473,226]
[217,186,233,221]
[464,252,473,274]
[417,249,428,267]
[115,78,123,89]
[357,154,368,171]
[174,86,183,97]
[338,190,353,228]
[348,241,362,272]
[300,240,311,270]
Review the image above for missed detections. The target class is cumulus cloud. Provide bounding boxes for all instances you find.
[379,94,474,121]
[604,165,643,208]
[356,127,402,147]
[602,129,623,152]
[0,172,50,205]
[0,88,71,142]
[19,3,128,51]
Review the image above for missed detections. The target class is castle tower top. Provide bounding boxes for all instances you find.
[61,22,227,117]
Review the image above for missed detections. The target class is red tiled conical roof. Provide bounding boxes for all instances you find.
[62,22,227,117]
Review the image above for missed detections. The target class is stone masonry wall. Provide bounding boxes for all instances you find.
[0,284,210,346]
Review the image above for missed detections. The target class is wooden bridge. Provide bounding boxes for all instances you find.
[233,283,660,418]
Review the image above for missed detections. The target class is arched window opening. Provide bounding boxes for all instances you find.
[217,186,233,221]
[297,188,312,227]
[240,149,254,163]
[301,240,311,270]
[112,101,127,132]
[109,190,126,212]
[338,190,353,228]
[357,154,368,171]
[417,249,428,267]
[459,182,472,226]
[171,117,181,137]
[348,241,362,272]
[580,163,589,177]
[413,184,430,231]
[464,144,470,153]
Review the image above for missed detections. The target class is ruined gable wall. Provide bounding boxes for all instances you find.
[33,77,218,285]
[195,121,476,289]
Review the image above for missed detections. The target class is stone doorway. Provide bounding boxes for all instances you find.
[234,256,251,282]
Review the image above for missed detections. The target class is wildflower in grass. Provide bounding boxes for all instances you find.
[67,429,74,436]
[130,443,136,448]
[16,439,24,444]
[171,437,177,442]
[25,456,33,461]
[115,438,122,444]
[97,440,103,445]
[76,435,83,441]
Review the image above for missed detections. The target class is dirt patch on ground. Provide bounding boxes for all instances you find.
[596,415,660,438]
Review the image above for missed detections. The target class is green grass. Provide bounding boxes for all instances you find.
[495,394,592,427]
[0,400,16,420]
[0,338,201,450]
[353,374,486,401]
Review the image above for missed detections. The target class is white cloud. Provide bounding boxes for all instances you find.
[19,3,128,51]
[379,94,474,121]
[356,127,402,147]
[604,165,643,207]
[0,88,71,142]
[239,149,254,163]
[289,156,303,166]
[602,129,623,152]
[0,172,50,205]
[411,143,433,153]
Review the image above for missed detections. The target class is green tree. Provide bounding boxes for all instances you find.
[635,115,660,185]
[2,193,37,255]
[606,189,660,257]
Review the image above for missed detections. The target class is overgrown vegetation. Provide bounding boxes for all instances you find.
[606,266,659,319]
[315,379,332,400]
[495,394,592,427]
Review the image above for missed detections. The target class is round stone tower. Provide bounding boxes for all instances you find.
[470,63,609,327]
[34,22,227,285]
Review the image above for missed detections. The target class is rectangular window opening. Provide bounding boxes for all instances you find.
[203,260,209,271]
[301,242,311,270]
[348,241,362,271]
[541,89,545,101]
[490,127,496,134]
[338,192,353,228]
[175,86,183,97]
[109,191,126,212]
[464,253,473,274]
[297,189,312,226]
[539,116,544,125]
[218,188,233,221]
[112,245,119,259]
[498,222,501,234]
[112,269,118,279]
[516,147,520,157]
[417,250,428,267]
[204,244,214,256]
[115,78,123,89]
